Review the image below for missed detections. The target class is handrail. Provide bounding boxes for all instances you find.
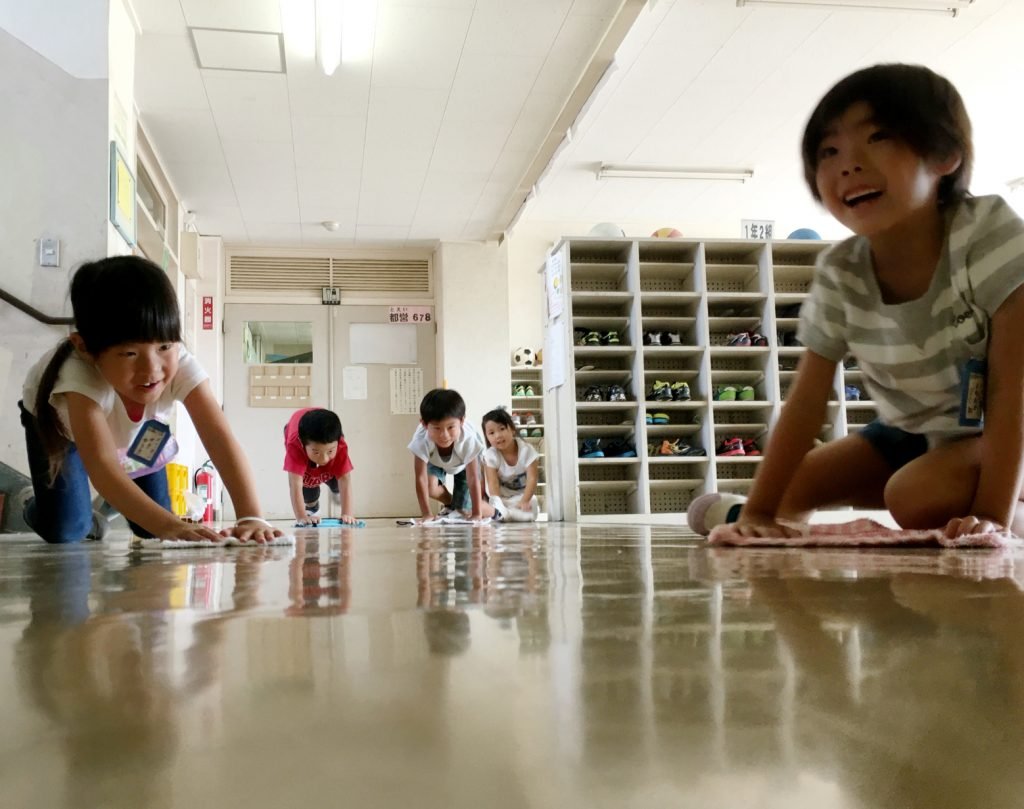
[0,287,72,325]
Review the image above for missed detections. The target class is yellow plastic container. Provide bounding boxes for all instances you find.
[166,462,189,517]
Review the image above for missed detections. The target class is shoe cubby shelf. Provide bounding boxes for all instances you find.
[510,364,546,510]
[542,236,873,523]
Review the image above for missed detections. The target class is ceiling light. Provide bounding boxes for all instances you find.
[736,0,972,16]
[598,165,754,183]
[316,0,343,76]
[341,0,375,63]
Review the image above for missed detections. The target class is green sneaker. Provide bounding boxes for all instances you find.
[738,385,755,401]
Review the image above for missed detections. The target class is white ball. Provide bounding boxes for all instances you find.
[512,347,535,367]
[588,222,625,238]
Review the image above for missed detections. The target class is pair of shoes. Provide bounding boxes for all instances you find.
[652,440,706,457]
[580,438,604,458]
[581,330,619,346]
[646,411,669,424]
[582,385,628,402]
[726,331,768,347]
[643,331,683,346]
[604,439,637,458]
[716,436,760,456]
[600,330,620,345]
[714,386,755,401]
[648,380,673,401]
[512,384,535,397]
[687,492,748,536]
[844,385,861,401]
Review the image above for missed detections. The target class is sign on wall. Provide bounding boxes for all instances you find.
[741,219,775,240]
[202,296,214,330]
[388,305,432,323]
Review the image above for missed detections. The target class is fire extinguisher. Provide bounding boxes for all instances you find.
[194,460,216,523]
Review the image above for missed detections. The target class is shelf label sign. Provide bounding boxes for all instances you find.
[741,219,774,240]
[389,305,432,324]
[202,296,214,330]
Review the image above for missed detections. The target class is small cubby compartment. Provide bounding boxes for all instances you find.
[578,458,642,516]
[637,241,699,293]
[844,404,878,426]
[569,242,631,293]
[714,459,761,494]
[648,464,707,514]
[704,242,768,294]
[575,377,636,402]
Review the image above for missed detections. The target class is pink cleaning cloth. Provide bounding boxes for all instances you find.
[708,518,1021,549]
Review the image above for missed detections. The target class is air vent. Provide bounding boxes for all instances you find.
[332,259,430,293]
[229,256,331,291]
[228,254,431,295]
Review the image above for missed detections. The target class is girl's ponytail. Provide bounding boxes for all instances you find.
[33,339,75,483]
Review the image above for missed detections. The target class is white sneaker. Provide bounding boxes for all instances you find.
[686,493,746,536]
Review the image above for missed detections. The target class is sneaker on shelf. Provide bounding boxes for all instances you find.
[584,331,602,345]
[512,384,526,397]
[524,384,535,396]
[654,439,681,456]
[511,413,522,427]
[691,412,703,426]
[714,386,738,402]
[606,384,627,402]
[726,332,752,347]
[671,381,691,401]
[750,333,768,347]
[580,438,604,458]
[583,385,604,402]
[573,328,589,346]
[603,439,637,458]
[645,412,653,424]
[643,331,663,346]
[738,385,756,401]
[662,331,683,346]
[742,438,761,456]
[601,330,620,345]
[843,356,859,370]
[525,412,538,427]
[530,427,544,438]
[716,436,745,456]
[576,364,596,373]
[844,385,861,401]
[649,380,673,401]
[651,412,670,425]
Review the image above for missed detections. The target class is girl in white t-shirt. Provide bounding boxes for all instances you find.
[19,256,282,544]
[481,408,539,522]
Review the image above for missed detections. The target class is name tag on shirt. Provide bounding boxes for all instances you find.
[959,358,986,427]
[127,420,172,465]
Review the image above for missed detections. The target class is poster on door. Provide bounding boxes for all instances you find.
[390,367,423,414]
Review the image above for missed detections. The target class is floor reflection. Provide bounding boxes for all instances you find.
[2,525,1024,808]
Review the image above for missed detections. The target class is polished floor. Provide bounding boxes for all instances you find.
[2,521,1023,808]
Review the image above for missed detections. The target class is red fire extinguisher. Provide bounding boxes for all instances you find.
[194,461,217,523]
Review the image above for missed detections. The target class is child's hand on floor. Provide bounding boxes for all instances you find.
[163,521,227,543]
[945,515,1008,538]
[731,512,803,539]
[221,518,283,544]
[341,514,358,524]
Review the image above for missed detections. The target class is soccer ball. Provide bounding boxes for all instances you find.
[512,347,536,367]
[651,227,683,238]
[787,228,821,240]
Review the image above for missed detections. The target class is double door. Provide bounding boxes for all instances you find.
[223,303,435,519]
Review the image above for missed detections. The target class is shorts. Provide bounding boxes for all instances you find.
[860,420,929,471]
[428,464,470,512]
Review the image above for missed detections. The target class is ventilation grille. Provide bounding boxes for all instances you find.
[229,255,430,294]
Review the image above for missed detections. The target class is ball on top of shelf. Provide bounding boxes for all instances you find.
[588,222,626,238]
[512,347,536,367]
[787,228,821,240]
[651,227,683,238]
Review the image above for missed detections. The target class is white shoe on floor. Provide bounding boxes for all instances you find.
[687,493,747,536]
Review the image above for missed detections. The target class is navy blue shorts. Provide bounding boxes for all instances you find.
[860,420,929,471]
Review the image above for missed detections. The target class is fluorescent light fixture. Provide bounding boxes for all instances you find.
[316,0,343,75]
[736,0,972,16]
[341,0,375,63]
[280,0,316,60]
[598,164,754,183]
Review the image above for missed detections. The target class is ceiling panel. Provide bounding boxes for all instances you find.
[179,0,282,32]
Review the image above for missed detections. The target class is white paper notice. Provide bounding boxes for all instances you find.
[342,366,368,400]
[545,320,566,391]
[390,367,423,415]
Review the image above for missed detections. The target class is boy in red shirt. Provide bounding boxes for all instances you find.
[283,408,355,525]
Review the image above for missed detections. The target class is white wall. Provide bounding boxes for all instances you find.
[0,0,108,79]
[434,241,511,426]
[106,0,136,256]
[0,23,109,473]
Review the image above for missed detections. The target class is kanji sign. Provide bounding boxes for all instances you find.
[388,306,433,324]
[202,296,214,330]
